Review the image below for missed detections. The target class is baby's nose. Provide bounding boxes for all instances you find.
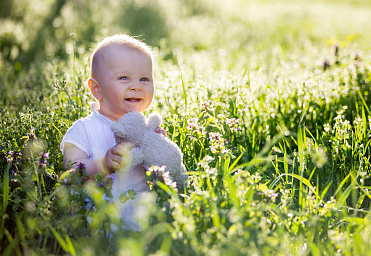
[129,82,142,91]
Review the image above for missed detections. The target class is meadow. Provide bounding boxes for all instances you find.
[1,0,371,255]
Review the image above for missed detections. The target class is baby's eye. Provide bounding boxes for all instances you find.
[119,76,128,80]
[140,77,150,82]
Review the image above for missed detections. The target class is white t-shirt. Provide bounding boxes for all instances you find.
[60,102,149,230]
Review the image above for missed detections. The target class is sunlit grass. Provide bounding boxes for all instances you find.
[1,0,371,255]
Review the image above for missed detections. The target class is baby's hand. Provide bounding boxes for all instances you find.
[155,126,167,137]
[104,143,132,172]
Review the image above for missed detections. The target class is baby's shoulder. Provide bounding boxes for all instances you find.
[71,113,96,126]
[66,114,99,134]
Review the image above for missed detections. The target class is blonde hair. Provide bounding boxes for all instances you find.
[90,34,153,77]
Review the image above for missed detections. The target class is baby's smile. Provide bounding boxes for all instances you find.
[125,97,142,102]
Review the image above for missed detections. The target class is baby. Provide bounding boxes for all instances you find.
[60,34,164,230]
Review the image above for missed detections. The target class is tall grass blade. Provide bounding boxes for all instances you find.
[297,127,305,208]
[3,228,22,256]
[225,173,239,210]
[180,73,188,109]
[65,234,76,256]
[3,163,10,213]
[16,215,26,247]
[229,133,285,174]
[338,180,357,207]
[334,172,352,197]
[245,185,254,207]
[270,173,321,201]
[357,91,371,115]
[180,73,188,149]
[228,151,245,173]
[320,181,333,201]
[49,225,74,255]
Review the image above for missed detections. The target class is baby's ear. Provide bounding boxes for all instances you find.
[147,112,162,131]
[88,78,102,100]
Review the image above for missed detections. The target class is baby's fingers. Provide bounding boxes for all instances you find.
[112,143,132,156]
[155,126,167,137]
[106,156,121,171]
[109,154,122,164]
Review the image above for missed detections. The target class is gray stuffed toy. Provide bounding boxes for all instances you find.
[110,111,188,191]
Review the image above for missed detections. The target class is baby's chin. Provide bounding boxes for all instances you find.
[121,106,148,115]
[121,110,141,115]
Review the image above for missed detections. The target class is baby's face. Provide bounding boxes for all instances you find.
[94,45,154,121]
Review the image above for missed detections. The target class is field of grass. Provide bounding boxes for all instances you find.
[1,0,371,255]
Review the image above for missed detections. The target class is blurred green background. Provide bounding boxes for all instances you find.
[1,0,371,111]
[1,0,371,66]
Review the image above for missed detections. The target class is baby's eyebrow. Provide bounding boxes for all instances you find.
[112,71,127,76]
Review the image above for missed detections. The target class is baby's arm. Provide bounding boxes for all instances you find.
[63,142,127,179]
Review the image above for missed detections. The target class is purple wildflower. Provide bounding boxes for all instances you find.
[264,189,278,202]
[209,132,222,141]
[147,165,177,189]
[209,146,216,153]
[234,169,243,175]
[226,118,241,132]
[6,151,12,163]
[187,119,197,130]
[14,151,22,164]
[77,162,86,176]
[77,162,85,171]
[323,59,330,71]
[201,101,215,112]
[352,52,361,61]
[187,118,206,137]
[27,128,36,141]
[187,118,198,130]
[12,150,22,157]
[333,44,340,57]
[221,149,231,154]
[209,132,227,154]
[37,152,49,168]
[163,171,177,188]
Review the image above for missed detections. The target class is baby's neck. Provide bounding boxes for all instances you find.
[97,109,119,121]
[93,102,121,121]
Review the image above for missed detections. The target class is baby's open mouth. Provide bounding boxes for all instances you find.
[125,97,142,102]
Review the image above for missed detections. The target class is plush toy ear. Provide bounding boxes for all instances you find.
[147,112,162,131]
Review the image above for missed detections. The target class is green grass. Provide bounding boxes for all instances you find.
[1,0,371,255]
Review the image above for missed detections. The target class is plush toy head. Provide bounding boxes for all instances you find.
[110,111,147,146]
